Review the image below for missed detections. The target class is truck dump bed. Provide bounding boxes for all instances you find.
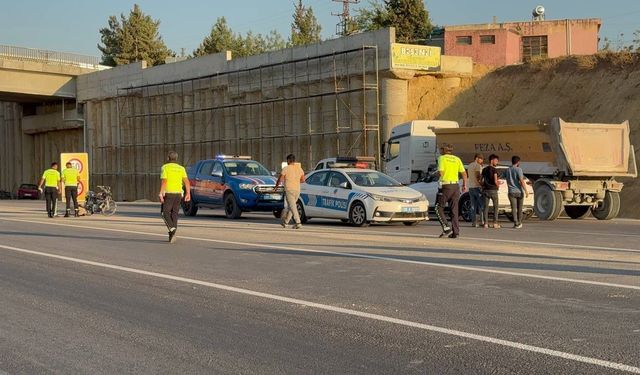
[433,117,637,178]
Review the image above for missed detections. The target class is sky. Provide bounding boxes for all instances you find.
[0,1,638,57]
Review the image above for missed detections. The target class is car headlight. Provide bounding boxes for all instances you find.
[238,183,255,190]
[418,194,427,202]
[368,193,393,202]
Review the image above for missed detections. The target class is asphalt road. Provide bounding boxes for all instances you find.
[0,200,638,374]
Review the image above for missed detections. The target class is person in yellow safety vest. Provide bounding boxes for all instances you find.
[38,162,62,218]
[159,151,191,243]
[62,161,82,217]
[435,143,468,238]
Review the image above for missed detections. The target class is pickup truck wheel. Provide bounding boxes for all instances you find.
[224,193,242,219]
[182,200,198,217]
[592,191,620,220]
[534,185,563,221]
[458,194,473,222]
[564,205,591,219]
[349,202,369,227]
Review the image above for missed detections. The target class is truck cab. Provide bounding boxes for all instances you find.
[384,120,459,184]
[183,155,284,219]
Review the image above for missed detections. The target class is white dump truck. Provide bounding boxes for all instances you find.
[384,120,459,184]
[388,117,637,221]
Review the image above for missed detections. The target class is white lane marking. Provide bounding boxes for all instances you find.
[1,217,639,290]
[0,243,638,374]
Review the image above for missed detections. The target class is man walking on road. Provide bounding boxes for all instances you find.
[159,151,191,243]
[467,153,484,227]
[62,162,81,217]
[38,162,61,218]
[505,155,529,229]
[274,154,305,229]
[435,144,467,238]
[482,154,501,229]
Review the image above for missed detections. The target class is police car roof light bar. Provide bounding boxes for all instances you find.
[216,155,252,160]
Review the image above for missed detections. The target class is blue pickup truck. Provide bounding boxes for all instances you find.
[182,155,284,219]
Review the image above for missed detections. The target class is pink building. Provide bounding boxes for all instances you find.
[443,18,601,67]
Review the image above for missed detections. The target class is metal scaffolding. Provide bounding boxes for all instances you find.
[101,46,380,200]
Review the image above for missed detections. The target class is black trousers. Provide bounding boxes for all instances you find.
[161,193,182,231]
[65,186,79,212]
[44,187,58,217]
[435,183,461,235]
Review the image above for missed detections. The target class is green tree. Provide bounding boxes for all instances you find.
[98,4,172,66]
[195,18,287,58]
[355,0,433,43]
[290,0,322,46]
[193,17,239,57]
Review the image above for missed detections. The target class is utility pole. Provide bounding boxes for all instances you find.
[332,0,360,37]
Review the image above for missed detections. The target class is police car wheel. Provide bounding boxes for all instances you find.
[224,193,242,219]
[349,202,368,227]
[182,200,198,216]
[403,221,419,226]
[296,200,308,224]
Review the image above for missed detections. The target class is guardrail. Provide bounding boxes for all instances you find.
[0,44,103,69]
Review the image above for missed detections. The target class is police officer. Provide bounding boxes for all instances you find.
[62,161,81,217]
[38,162,62,218]
[159,151,191,243]
[435,143,467,238]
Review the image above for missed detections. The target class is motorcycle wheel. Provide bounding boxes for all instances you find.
[101,199,117,216]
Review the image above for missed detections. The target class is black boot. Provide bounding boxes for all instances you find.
[64,210,70,218]
[74,209,80,217]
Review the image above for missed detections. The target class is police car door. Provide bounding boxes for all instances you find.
[195,161,215,204]
[210,162,225,205]
[324,171,351,218]
[300,171,329,217]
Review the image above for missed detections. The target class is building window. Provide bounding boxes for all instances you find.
[456,36,472,45]
[522,35,548,60]
[480,35,496,44]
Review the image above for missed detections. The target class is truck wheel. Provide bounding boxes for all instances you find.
[591,191,620,220]
[458,194,473,222]
[224,193,242,219]
[564,205,591,219]
[182,200,198,216]
[534,185,563,221]
[349,202,369,227]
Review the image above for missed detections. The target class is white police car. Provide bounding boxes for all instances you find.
[297,168,428,226]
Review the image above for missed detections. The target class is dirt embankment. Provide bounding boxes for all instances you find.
[408,53,640,218]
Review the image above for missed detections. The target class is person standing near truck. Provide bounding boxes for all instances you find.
[159,151,191,243]
[435,144,467,238]
[62,162,81,217]
[482,154,501,229]
[38,162,62,218]
[467,153,484,227]
[505,155,529,229]
[274,154,305,229]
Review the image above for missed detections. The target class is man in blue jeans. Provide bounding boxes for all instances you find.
[467,153,484,227]
[505,155,529,229]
